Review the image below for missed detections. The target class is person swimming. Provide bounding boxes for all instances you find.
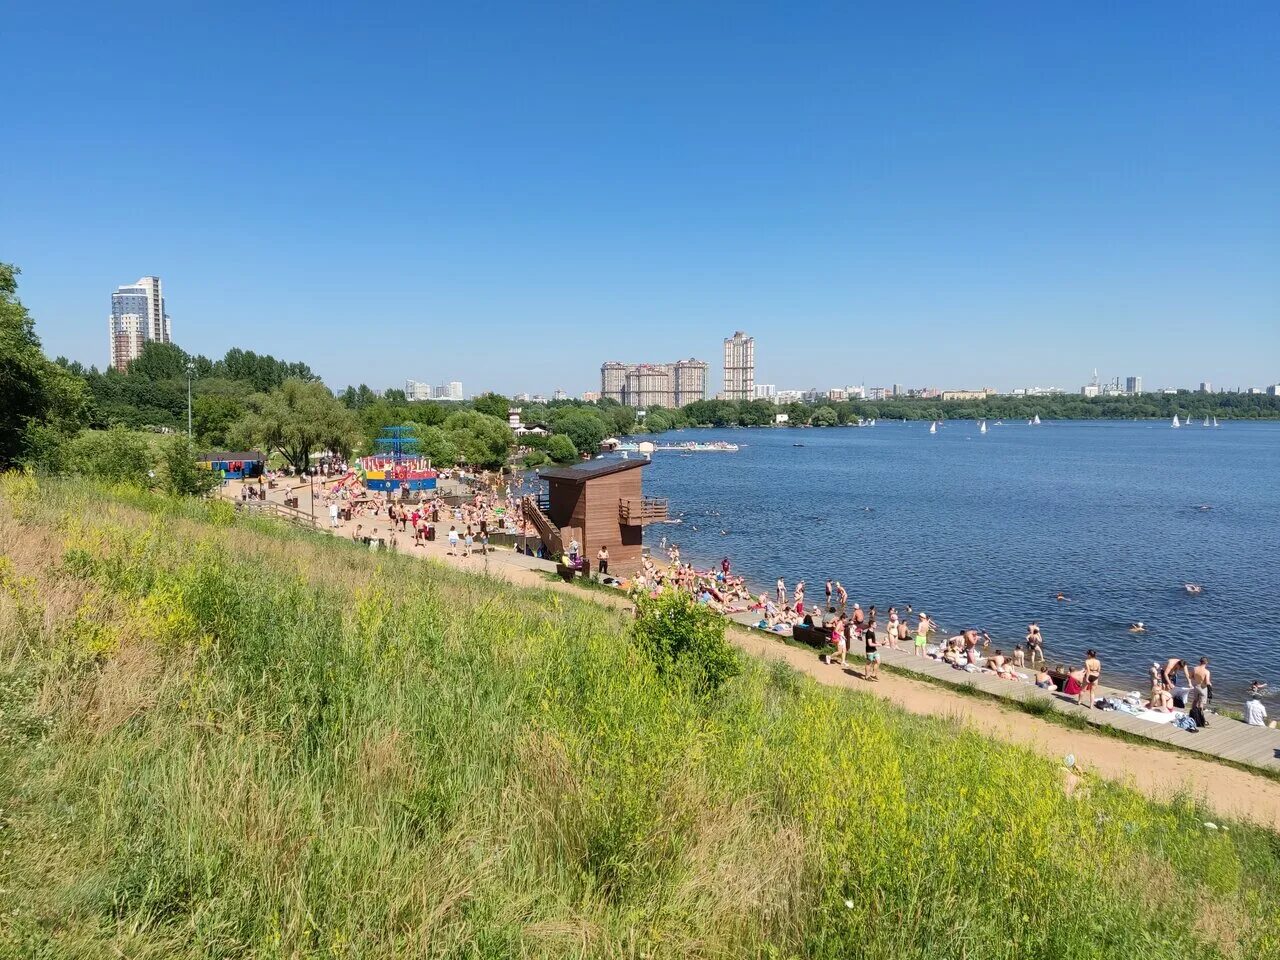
[1183,583,1203,594]
[1129,622,1146,633]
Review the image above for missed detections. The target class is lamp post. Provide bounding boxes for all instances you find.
[185,361,194,440]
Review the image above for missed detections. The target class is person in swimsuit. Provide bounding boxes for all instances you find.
[1191,657,1212,709]
[831,615,847,666]
[776,578,786,605]
[897,619,910,650]
[1080,650,1102,708]
[885,609,900,649]
[1025,623,1044,665]
[1161,658,1190,690]
[835,581,847,614]
[914,613,934,658]
[825,579,833,611]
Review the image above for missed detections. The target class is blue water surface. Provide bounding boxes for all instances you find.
[637,420,1280,701]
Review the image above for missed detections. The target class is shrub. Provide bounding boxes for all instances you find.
[159,435,221,497]
[631,589,739,696]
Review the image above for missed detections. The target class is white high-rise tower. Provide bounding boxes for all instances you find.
[109,276,171,369]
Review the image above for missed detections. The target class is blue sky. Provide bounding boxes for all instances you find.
[4,1,1277,395]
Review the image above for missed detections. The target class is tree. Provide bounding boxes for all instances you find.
[126,341,191,382]
[382,388,407,404]
[0,263,90,467]
[160,435,221,496]
[232,380,360,472]
[192,394,245,447]
[414,425,460,467]
[546,433,578,463]
[549,409,608,453]
[810,406,838,427]
[472,392,510,419]
[441,411,514,469]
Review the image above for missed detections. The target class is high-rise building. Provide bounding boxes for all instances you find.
[672,359,709,406]
[109,276,171,369]
[598,358,707,409]
[867,386,887,401]
[722,331,755,402]
[553,388,568,401]
[1126,376,1143,395]
[754,383,777,400]
[405,379,434,401]
[435,381,464,400]
[581,390,601,402]
[1200,381,1213,393]
[892,384,904,397]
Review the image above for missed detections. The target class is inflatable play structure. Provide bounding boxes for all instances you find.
[359,427,437,492]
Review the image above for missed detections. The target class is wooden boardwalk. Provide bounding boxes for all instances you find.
[728,614,1280,774]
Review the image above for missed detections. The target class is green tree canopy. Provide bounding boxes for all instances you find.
[546,433,578,463]
[232,380,359,472]
[472,392,511,419]
[547,409,609,453]
[0,263,90,466]
[441,411,514,469]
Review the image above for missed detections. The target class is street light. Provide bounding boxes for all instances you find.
[185,361,195,439]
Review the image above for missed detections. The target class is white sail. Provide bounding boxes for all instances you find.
[1032,414,1041,425]
[979,420,987,434]
[1172,415,1181,428]
[1213,416,1219,427]
[929,421,937,434]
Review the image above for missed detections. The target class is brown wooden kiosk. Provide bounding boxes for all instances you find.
[522,458,667,576]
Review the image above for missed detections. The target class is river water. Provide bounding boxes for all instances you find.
[636,420,1280,702]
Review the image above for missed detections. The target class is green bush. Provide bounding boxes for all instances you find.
[159,435,221,497]
[631,588,740,696]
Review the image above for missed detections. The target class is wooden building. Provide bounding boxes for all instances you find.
[524,458,667,574]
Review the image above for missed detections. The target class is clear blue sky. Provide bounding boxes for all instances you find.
[4,1,1277,395]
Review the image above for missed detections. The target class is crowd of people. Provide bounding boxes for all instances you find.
[240,470,1275,730]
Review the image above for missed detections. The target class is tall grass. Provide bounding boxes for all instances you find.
[1,474,1277,958]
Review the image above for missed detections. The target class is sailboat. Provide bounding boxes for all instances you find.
[1172,414,1181,428]
[1203,416,1210,427]
[979,420,987,434]
[929,421,937,434]
[1213,416,1220,428]
[1032,414,1041,425]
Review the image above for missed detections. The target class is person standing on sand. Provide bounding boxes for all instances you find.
[1080,650,1102,708]
[914,613,934,657]
[864,623,880,680]
[329,501,340,529]
[831,614,847,666]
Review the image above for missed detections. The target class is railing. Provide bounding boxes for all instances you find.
[521,495,563,557]
[235,499,321,531]
[619,497,668,526]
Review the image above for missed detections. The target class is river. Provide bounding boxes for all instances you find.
[636,420,1280,702]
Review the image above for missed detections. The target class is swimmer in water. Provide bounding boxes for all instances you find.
[1056,592,1068,602]
[1183,583,1202,594]
[1129,621,1146,633]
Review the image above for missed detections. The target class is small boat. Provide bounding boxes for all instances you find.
[1172,415,1181,428]
[1203,416,1210,427]
[1213,416,1219,427]
[929,421,937,434]
[979,420,987,434]
[793,442,805,447]
[1032,414,1041,425]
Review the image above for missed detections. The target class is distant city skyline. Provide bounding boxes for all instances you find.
[5,4,1276,392]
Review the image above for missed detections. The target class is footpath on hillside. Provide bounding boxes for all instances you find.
[233,478,1280,830]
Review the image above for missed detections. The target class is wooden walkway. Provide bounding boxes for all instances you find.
[728,614,1280,774]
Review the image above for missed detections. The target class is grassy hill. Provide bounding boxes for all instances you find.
[1,475,1277,958]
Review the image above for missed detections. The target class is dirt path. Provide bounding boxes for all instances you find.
[240,483,1280,830]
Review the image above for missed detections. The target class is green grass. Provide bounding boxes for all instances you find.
[1,473,1279,958]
